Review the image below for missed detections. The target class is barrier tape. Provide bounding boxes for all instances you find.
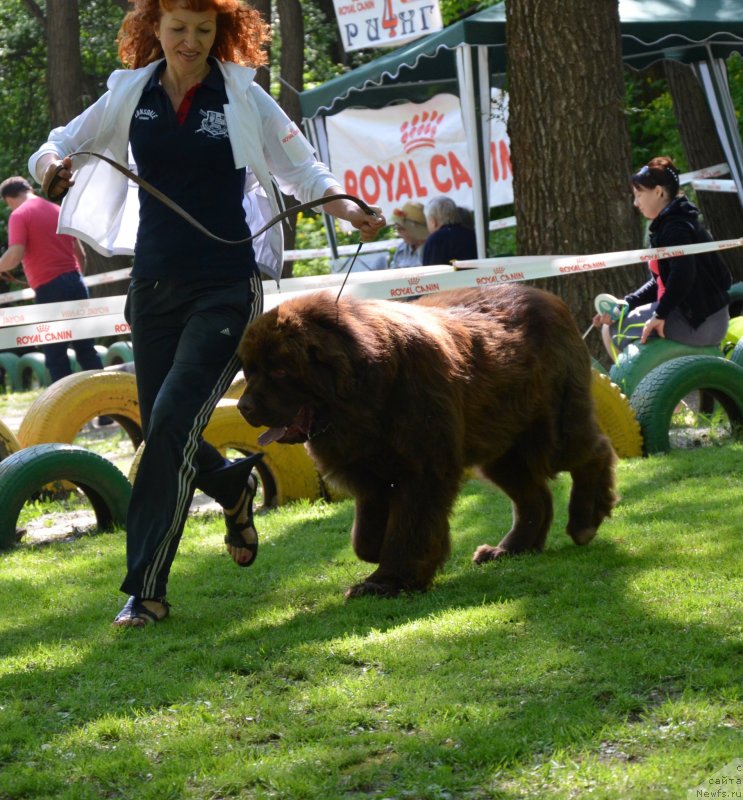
[679,162,729,183]
[3,236,742,351]
[691,179,737,193]
[0,216,521,306]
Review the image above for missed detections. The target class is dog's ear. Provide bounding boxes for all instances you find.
[308,336,357,400]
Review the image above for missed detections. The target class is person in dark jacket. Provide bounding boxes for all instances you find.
[421,196,477,265]
[593,155,731,357]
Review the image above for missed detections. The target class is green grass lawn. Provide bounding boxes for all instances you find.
[1,445,742,799]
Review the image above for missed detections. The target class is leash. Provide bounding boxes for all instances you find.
[44,152,376,292]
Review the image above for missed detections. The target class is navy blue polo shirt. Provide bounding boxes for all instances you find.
[129,59,257,280]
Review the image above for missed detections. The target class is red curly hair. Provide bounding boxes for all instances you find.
[118,0,270,69]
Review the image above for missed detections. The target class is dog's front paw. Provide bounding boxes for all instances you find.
[345,579,404,599]
[472,544,510,564]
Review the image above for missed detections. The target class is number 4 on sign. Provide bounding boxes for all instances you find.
[382,0,397,35]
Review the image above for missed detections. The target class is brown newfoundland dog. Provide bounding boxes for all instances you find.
[237,284,615,598]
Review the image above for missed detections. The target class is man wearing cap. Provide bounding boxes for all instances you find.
[389,201,428,269]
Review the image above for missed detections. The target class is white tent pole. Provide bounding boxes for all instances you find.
[478,44,492,230]
[303,116,340,259]
[694,57,743,209]
[457,45,488,258]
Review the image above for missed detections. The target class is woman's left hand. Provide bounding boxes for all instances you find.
[640,315,665,344]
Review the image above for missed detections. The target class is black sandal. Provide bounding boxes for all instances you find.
[224,473,259,567]
[113,596,170,627]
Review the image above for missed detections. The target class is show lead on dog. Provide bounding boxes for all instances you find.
[593,155,731,357]
[29,0,384,628]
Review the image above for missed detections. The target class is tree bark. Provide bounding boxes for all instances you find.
[506,0,643,359]
[252,0,272,93]
[277,0,303,125]
[276,0,306,278]
[664,59,743,284]
[46,0,85,125]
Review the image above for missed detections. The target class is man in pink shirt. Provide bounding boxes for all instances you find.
[0,176,105,382]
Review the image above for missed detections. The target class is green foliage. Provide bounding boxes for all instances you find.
[625,71,685,171]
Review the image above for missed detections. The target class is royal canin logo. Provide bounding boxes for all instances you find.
[400,110,443,154]
[36,324,50,333]
[407,277,421,286]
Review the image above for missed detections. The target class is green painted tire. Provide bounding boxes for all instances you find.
[609,338,720,398]
[103,341,134,366]
[591,357,608,376]
[727,281,743,305]
[0,443,132,551]
[629,355,743,454]
[18,352,51,390]
[0,352,22,392]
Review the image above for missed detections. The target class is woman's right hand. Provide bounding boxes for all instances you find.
[40,156,74,200]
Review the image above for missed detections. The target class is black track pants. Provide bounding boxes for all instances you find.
[120,273,263,600]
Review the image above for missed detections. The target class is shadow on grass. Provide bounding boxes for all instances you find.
[1,455,741,796]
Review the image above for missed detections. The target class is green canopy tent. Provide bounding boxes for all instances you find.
[300,0,743,257]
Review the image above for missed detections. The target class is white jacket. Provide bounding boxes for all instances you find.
[28,60,340,284]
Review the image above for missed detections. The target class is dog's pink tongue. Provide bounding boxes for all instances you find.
[258,426,287,446]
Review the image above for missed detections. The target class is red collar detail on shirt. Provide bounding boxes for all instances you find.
[176,84,201,125]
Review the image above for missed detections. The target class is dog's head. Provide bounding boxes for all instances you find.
[237,293,366,444]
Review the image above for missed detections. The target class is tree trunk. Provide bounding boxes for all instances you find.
[277,0,303,125]
[252,0,271,93]
[664,59,743,284]
[46,0,85,125]
[506,0,643,359]
[277,0,305,278]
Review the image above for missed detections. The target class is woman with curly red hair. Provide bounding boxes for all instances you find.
[29,0,385,627]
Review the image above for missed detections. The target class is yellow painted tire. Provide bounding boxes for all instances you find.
[0,418,21,462]
[222,376,246,400]
[128,400,322,506]
[591,369,643,459]
[17,370,142,449]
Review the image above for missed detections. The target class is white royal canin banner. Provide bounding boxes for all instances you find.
[332,0,443,52]
[326,92,513,222]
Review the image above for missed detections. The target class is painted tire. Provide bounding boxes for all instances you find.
[128,400,322,506]
[609,338,720,398]
[0,443,132,551]
[591,370,643,458]
[18,352,51,390]
[591,358,608,376]
[17,370,142,449]
[729,338,743,369]
[222,375,246,400]
[102,341,134,366]
[722,316,743,355]
[0,418,21,462]
[629,355,743,454]
[0,352,22,392]
[728,281,743,305]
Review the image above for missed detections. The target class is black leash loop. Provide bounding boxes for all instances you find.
[46,150,377,300]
